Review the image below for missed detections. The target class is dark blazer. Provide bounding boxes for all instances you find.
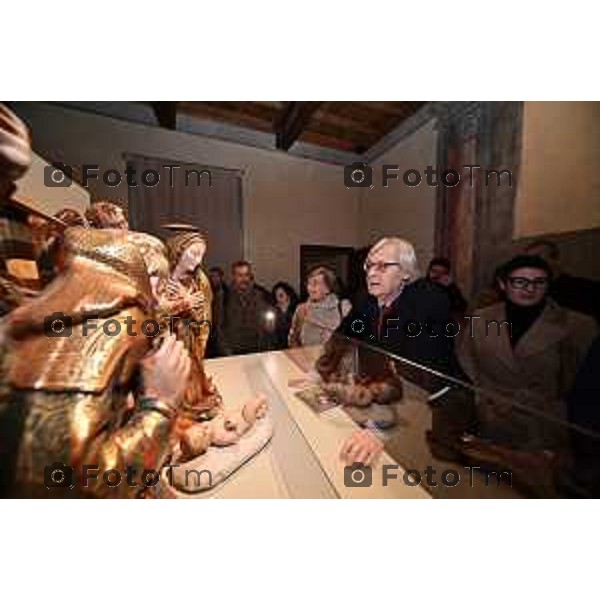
[551,273,600,325]
[567,335,600,495]
[317,279,456,383]
[218,286,273,355]
[569,335,600,432]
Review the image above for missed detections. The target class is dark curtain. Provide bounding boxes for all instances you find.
[125,153,243,271]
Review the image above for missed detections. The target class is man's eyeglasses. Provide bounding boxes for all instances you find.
[363,261,402,273]
[507,276,549,290]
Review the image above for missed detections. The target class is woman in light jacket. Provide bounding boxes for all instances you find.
[289,266,351,347]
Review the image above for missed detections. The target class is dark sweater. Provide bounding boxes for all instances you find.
[219,286,273,355]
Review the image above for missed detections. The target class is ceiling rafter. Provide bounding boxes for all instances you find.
[275,101,322,151]
[143,101,426,154]
[151,102,178,130]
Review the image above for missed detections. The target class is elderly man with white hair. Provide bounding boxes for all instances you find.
[316,237,456,466]
[318,237,454,376]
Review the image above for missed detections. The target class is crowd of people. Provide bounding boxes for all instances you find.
[203,262,352,357]
[201,235,600,492]
[2,102,600,497]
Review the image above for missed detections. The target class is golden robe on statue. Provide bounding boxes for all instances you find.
[0,228,174,498]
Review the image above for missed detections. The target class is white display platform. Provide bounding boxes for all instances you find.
[182,347,430,499]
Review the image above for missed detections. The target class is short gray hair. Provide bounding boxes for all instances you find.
[307,265,337,293]
[368,237,419,282]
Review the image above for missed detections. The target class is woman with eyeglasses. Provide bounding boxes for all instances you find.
[458,254,597,454]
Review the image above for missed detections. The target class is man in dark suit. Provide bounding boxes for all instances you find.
[316,237,460,466]
[218,260,274,355]
[567,335,600,496]
[317,238,455,380]
[426,257,468,319]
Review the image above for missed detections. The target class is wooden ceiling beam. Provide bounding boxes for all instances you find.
[202,101,279,121]
[298,130,362,153]
[303,119,378,148]
[179,101,277,132]
[326,102,400,132]
[145,101,425,155]
[312,105,382,136]
[275,101,322,151]
[362,100,425,117]
[152,102,178,130]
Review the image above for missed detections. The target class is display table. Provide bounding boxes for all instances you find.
[181,347,430,499]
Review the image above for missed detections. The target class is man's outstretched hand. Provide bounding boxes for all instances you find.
[340,429,384,466]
